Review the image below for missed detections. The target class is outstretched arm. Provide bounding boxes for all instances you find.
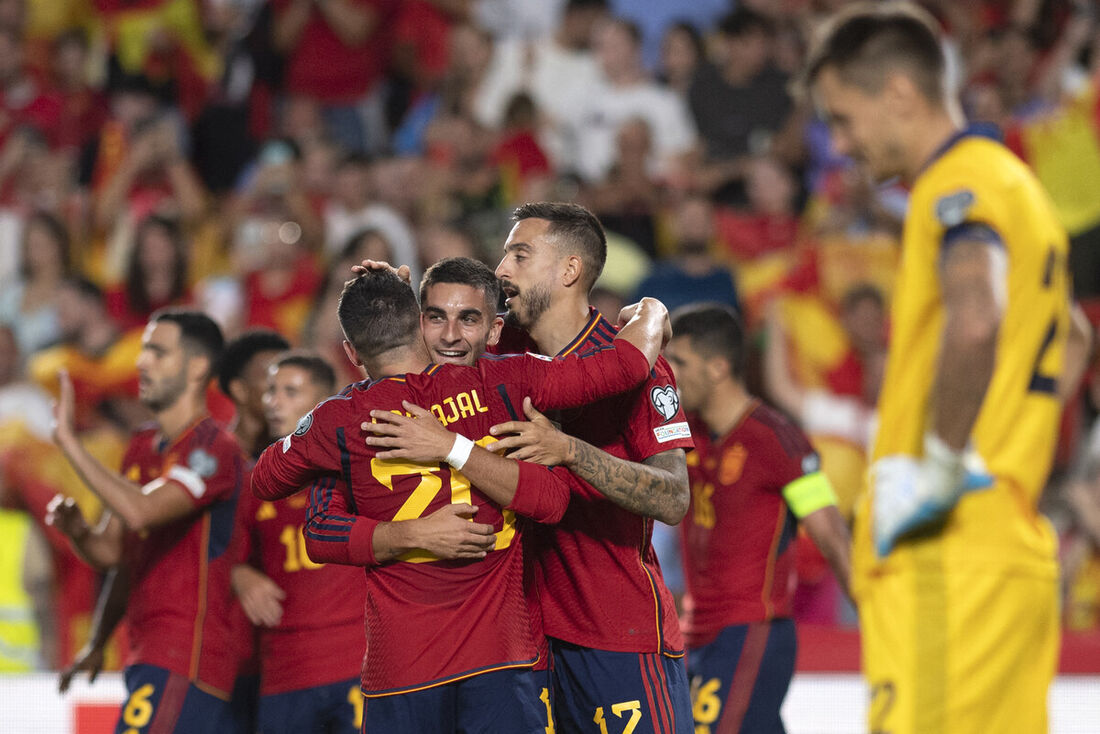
[489,398,690,525]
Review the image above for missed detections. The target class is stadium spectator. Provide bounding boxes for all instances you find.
[0,210,71,356]
[105,213,190,332]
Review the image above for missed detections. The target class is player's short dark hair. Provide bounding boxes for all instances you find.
[513,202,607,292]
[337,270,421,361]
[719,7,774,38]
[670,303,746,380]
[151,309,226,380]
[271,350,338,395]
[419,257,502,313]
[565,0,608,14]
[804,2,946,103]
[217,329,291,397]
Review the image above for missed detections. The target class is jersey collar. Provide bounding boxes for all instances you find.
[556,307,603,358]
[920,122,1002,175]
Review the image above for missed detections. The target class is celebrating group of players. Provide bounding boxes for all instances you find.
[43,3,1089,734]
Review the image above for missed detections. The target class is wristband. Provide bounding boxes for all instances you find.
[445,434,475,471]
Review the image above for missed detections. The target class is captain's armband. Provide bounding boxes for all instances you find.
[782,471,838,519]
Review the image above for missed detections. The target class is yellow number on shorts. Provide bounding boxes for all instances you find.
[370,437,515,561]
[869,680,896,734]
[348,685,364,730]
[593,700,642,734]
[690,675,722,728]
[279,524,323,572]
[540,686,555,734]
[122,683,156,731]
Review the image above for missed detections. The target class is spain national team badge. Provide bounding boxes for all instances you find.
[650,385,679,422]
[934,189,975,227]
[719,443,748,485]
[187,448,218,478]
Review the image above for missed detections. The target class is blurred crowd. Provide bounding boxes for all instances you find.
[2,0,1100,673]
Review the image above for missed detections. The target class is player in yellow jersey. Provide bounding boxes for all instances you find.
[806,4,1092,733]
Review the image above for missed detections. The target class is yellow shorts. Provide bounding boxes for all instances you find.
[859,560,1058,734]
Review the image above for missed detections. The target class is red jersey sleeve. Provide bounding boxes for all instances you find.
[620,356,695,461]
[484,340,651,411]
[161,429,245,510]
[755,406,820,494]
[507,463,573,524]
[303,475,380,566]
[252,406,337,500]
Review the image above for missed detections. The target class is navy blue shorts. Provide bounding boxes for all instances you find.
[361,667,547,734]
[114,664,234,734]
[548,638,693,734]
[258,676,361,734]
[685,619,796,734]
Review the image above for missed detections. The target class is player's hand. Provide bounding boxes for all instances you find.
[487,398,572,466]
[58,643,105,693]
[351,259,412,284]
[363,401,453,462]
[411,503,496,559]
[231,565,286,627]
[617,298,672,347]
[871,434,993,557]
[51,369,77,447]
[45,494,89,542]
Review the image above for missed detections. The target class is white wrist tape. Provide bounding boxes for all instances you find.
[445,434,475,471]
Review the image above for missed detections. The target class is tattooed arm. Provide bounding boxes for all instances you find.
[490,397,690,524]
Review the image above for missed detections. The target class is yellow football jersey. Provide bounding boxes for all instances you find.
[853,129,1069,581]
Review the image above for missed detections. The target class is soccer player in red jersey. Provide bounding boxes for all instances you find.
[665,304,850,733]
[490,202,695,733]
[216,329,291,733]
[250,269,671,733]
[47,310,246,733]
[229,351,368,733]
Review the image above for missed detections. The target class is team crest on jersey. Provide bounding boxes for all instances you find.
[187,449,218,478]
[650,385,679,422]
[934,189,975,228]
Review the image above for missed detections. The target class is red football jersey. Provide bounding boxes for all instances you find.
[120,416,247,696]
[531,309,695,655]
[679,403,818,648]
[251,343,651,696]
[235,488,365,695]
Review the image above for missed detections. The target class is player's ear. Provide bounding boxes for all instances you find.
[342,340,363,368]
[705,355,729,383]
[561,254,583,288]
[227,377,248,405]
[487,315,504,347]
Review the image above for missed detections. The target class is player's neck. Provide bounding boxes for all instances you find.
[904,106,965,182]
[367,344,431,379]
[701,381,754,438]
[156,392,208,443]
[528,298,593,356]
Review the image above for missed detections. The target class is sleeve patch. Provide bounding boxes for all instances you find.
[166,465,207,499]
[653,421,691,443]
[187,448,218,478]
[650,385,680,422]
[934,189,975,227]
[293,411,314,436]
